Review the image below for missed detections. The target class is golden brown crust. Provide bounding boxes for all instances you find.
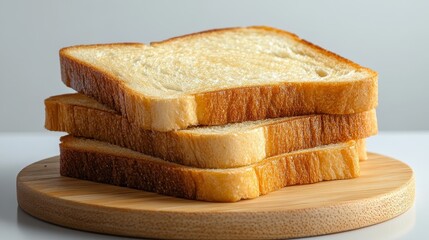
[45,94,376,168]
[60,26,378,131]
[59,136,359,202]
[60,47,141,116]
[195,78,378,124]
[60,147,198,199]
[264,109,377,156]
[60,47,195,131]
[356,139,368,160]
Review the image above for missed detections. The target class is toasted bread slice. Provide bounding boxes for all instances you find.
[60,136,360,202]
[46,94,376,168]
[60,26,378,131]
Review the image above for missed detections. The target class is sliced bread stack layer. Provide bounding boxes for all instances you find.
[46,26,378,202]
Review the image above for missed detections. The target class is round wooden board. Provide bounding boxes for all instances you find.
[17,153,415,239]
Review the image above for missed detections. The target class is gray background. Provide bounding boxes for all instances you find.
[1,0,428,132]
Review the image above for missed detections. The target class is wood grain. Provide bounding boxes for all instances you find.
[16,153,415,239]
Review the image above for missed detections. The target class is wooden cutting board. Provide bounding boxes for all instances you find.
[17,153,415,239]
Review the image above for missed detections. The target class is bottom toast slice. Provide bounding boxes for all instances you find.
[60,135,360,202]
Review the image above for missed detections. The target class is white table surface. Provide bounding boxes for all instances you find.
[1,132,428,239]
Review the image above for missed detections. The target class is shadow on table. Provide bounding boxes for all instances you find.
[16,207,134,239]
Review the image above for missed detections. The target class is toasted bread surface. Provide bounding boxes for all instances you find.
[60,26,378,131]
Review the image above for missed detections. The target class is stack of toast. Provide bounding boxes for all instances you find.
[45,26,378,202]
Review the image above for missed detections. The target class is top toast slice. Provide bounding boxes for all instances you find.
[60,26,378,131]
